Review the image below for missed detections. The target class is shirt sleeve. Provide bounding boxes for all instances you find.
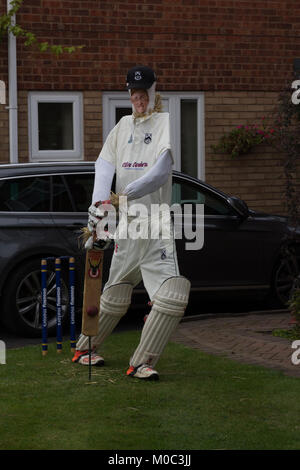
[92,157,116,204]
[156,113,173,164]
[91,121,119,204]
[122,149,172,201]
[98,123,118,167]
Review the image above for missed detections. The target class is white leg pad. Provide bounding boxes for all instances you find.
[130,276,190,367]
[76,282,133,351]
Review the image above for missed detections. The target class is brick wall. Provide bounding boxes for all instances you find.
[13,0,300,92]
[83,91,102,159]
[18,91,27,162]
[0,2,7,86]
[1,0,300,215]
[205,91,296,214]
[0,2,8,158]
[0,104,9,161]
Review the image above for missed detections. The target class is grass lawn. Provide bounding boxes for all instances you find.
[0,329,300,451]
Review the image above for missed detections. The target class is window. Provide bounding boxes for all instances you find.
[102,92,205,179]
[63,174,95,212]
[0,173,95,213]
[172,180,235,216]
[0,177,51,211]
[180,99,198,178]
[51,176,74,212]
[28,92,83,162]
[167,93,205,180]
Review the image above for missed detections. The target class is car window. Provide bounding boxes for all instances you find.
[172,181,234,216]
[63,174,94,212]
[0,177,51,211]
[51,176,74,212]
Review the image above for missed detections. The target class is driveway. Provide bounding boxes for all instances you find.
[172,309,300,378]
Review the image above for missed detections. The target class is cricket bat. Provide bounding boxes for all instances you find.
[81,248,104,337]
[80,192,119,337]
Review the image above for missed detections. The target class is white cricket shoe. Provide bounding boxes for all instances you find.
[126,364,159,381]
[72,349,104,366]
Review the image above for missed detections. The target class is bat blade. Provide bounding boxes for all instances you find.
[81,249,104,337]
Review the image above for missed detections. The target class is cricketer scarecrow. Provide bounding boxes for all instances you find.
[72,66,191,380]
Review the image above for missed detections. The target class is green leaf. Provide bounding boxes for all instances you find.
[38,42,49,52]
[50,45,63,56]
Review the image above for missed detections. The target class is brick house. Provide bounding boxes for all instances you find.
[0,0,299,214]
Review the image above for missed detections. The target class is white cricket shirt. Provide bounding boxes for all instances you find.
[99,112,173,212]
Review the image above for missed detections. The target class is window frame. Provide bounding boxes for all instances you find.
[102,91,205,180]
[28,91,84,162]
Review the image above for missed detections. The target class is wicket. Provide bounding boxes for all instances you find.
[41,256,76,356]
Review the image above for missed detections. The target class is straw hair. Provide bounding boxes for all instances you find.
[79,226,93,247]
[109,191,119,208]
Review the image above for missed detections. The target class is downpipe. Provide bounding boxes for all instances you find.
[6,0,18,164]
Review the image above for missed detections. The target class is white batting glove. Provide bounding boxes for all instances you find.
[84,230,113,251]
[85,200,114,251]
[87,200,112,232]
[84,235,94,251]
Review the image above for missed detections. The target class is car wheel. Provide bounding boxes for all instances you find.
[270,253,299,308]
[2,258,69,337]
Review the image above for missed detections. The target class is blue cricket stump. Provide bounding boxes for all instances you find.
[41,259,48,356]
[41,257,76,356]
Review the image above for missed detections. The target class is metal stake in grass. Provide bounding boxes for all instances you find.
[88,336,92,381]
[69,257,76,353]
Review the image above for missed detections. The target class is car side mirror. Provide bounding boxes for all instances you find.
[227,196,249,219]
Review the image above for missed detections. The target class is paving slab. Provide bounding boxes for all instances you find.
[172,310,300,378]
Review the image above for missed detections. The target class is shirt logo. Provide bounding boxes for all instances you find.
[144,133,152,144]
[122,161,148,169]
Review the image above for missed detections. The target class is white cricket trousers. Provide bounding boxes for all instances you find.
[106,226,179,300]
[76,222,183,354]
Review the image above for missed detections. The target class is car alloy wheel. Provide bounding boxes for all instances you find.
[273,254,299,307]
[15,268,69,333]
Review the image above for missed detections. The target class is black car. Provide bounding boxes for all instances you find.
[0,162,299,337]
